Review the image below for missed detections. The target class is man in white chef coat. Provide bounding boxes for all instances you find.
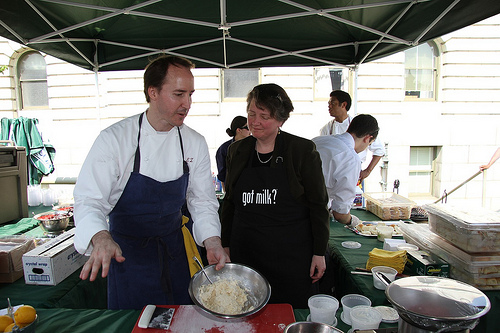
[313,114,379,226]
[319,90,385,181]
[73,55,230,310]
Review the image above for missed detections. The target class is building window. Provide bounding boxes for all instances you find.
[409,146,440,196]
[314,67,348,99]
[17,52,49,108]
[222,69,259,100]
[404,43,437,100]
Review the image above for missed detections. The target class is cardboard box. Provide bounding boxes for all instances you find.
[22,229,88,285]
[405,249,449,277]
[0,237,35,283]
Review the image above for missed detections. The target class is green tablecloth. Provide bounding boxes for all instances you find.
[32,308,139,333]
[0,218,39,236]
[328,210,395,305]
[0,205,63,238]
[0,269,107,310]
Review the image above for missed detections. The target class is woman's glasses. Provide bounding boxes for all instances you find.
[240,125,249,130]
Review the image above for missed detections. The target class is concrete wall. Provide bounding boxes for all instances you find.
[1,14,499,211]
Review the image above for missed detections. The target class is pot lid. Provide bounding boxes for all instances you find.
[385,276,491,321]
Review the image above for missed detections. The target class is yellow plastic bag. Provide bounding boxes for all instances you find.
[181,215,203,277]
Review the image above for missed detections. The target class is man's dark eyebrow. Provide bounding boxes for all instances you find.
[173,89,195,93]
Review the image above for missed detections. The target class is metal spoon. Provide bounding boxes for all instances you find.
[7,298,14,321]
[193,256,213,284]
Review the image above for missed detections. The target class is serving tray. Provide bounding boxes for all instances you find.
[345,221,403,237]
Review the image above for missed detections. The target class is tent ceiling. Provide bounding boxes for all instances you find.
[1,0,500,71]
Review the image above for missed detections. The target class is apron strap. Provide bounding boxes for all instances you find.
[177,127,189,174]
[133,113,144,173]
[141,235,174,302]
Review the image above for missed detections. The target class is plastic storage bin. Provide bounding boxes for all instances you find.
[363,192,415,220]
[424,203,500,253]
[399,222,500,290]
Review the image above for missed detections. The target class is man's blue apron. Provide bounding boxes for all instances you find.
[107,113,192,310]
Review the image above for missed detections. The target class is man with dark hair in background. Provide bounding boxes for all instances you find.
[319,90,385,182]
[314,114,380,227]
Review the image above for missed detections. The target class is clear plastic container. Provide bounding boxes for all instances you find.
[399,222,500,290]
[424,203,500,253]
[363,192,415,220]
[340,294,371,325]
[308,294,339,326]
[350,305,382,331]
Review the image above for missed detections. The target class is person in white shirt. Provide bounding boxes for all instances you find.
[319,90,385,181]
[73,55,230,310]
[313,114,379,226]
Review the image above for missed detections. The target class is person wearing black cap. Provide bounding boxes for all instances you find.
[215,116,250,190]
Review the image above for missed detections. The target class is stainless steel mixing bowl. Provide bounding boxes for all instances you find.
[34,211,72,234]
[284,322,344,333]
[188,262,271,319]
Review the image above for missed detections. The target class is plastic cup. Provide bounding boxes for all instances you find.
[350,305,382,330]
[308,294,339,326]
[340,294,371,325]
[28,185,42,206]
[376,225,393,242]
[371,266,397,290]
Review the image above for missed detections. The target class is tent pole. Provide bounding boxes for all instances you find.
[349,65,359,116]
[220,0,228,68]
[93,41,101,130]
[94,69,101,130]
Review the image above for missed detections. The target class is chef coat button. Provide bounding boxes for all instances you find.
[145,157,149,162]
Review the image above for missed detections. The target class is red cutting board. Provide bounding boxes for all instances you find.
[131,303,295,333]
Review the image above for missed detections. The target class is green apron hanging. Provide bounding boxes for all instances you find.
[0,116,55,184]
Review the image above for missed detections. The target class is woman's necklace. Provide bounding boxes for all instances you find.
[256,150,273,164]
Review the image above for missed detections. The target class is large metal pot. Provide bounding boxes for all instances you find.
[377,274,491,333]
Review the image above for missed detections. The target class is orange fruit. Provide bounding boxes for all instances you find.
[16,321,29,328]
[14,305,36,325]
[3,322,15,333]
[0,316,13,332]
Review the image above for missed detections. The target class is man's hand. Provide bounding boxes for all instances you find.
[359,168,371,181]
[359,155,383,181]
[309,255,326,284]
[204,236,230,270]
[331,210,351,225]
[350,215,361,228]
[79,230,125,281]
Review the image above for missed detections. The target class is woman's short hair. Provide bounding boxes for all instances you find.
[143,55,194,102]
[246,83,294,123]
